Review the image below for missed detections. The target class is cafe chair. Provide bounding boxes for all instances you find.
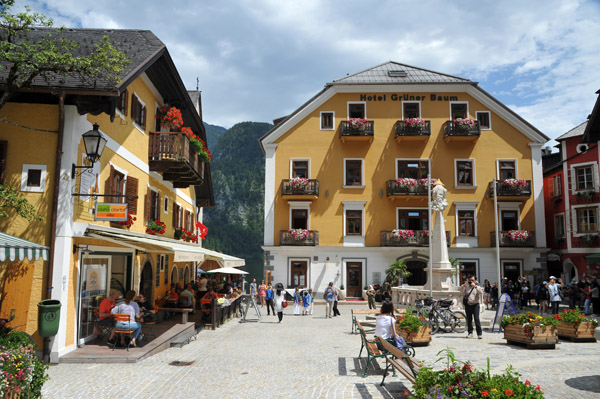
[142,306,159,340]
[92,308,112,342]
[112,314,135,351]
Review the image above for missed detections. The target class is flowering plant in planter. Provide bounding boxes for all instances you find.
[146,220,166,235]
[289,228,310,240]
[404,117,427,128]
[555,308,599,327]
[500,312,558,338]
[118,214,136,229]
[453,117,477,130]
[504,230,530,242]
[396,310,428,333]
[156,105,184,131]
[502,178,528,189]
[181,127,213,162]
[0,345,37,397]
[395,177,418,188]
[348,118,368,129]
[289,177,309,191]
[418,178,434,188]
[391,229,415,240]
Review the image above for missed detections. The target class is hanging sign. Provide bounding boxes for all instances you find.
[94,203,128,221]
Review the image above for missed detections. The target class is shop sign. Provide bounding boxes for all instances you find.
[359,93,459,102]
[94,203,128,222]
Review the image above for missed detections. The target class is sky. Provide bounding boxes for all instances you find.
[13,0,600,144]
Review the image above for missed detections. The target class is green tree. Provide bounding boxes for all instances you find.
[0,0,129,109]
[0,184,44,221]
[385,260,411,286]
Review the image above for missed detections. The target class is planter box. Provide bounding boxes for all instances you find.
[556,322,597,342]
[503,324,557,349]
[397,326,431,346]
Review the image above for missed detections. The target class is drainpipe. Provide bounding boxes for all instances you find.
[44,91,65,362]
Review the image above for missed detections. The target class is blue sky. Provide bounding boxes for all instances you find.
[14,0,600,143]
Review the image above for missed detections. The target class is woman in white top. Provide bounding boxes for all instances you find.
[374,300,398,349]
[111,290,141,347]
[274,289,285,323]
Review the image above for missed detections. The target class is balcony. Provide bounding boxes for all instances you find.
[572,190,600,204]
[148,132,204,188]
[339,120,374,142]
[488,180,532,200]
[443,120,480,142]
[385,179,432,199]
[280,230,319,246]
[395,120,431,142]
[490,231,535,247]
[281,179,319,200]
[381,230,450,247]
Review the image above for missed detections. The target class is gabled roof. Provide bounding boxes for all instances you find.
[582,89,600,144]
[556,121,587,141]
[330,61,473,85]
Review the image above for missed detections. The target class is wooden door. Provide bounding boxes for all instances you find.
[346,262,362,297]
[290,261,307,288]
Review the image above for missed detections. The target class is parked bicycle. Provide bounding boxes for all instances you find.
[414,297,466,334]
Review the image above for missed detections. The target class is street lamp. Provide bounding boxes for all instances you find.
[71,124,107,178]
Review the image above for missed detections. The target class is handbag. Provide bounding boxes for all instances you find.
[282,299,288,309]
[463,287,475,306]
[390,319,405,349]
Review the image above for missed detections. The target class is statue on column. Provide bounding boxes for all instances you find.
[432,179,448,212]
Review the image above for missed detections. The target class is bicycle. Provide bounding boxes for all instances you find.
[414,297,466,334]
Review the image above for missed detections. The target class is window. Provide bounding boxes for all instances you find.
[501,210,519,231]
[173,203,183,230]
[403,102,420,119]
[131,93,146,130]
[164,255,169,284]
[292,160,309,178]
[320,111,334,130]
[576,207,597,233]
[397,209,428,230]
[291,209,308,229]
[458,261,478,285]
[164,195,169,214]
[450,102,468,119]
[397,160,429,179]
[554,214,565,238]
[105,165,138,213]
[458,210,475,236]
[0,141,6,185]
[155,105,161,131]
[21,164,47,193]
[116,90,128,116]
[476,111,491,129]
[346,210,362,235]
[499,161,516,180]
[345,159,363,186]
[146,188,159,222]
[575,165,594,191]
[290,260,307,288]
[551,175,562,197]
[184,210,193,232]
[455,160,474,186]
[348,102,366,119]
[155,258,161,287]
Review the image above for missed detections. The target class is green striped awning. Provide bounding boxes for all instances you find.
[0,232,49,262]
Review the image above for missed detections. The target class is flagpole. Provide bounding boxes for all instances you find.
[428,173,433,297]
[494,178,501,305]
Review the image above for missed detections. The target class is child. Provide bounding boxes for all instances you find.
[302,291,310,315]
[308,288,314,315]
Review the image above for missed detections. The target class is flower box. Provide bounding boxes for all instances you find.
[556,321,597,342]
[397,325,431,346]
[503,324,557,348]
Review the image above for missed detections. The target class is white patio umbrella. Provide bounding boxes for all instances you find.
[205,267,248,275]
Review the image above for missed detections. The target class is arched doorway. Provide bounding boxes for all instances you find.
[184,265,190,285]
[171,266,178,287]
[139,261,153,301]
[405,260,427,286]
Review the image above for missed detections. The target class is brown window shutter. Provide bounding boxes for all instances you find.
[144,186,151,222]
[131,94,137,119]
[125,176,139,215]
[0,141,7,185]
[123,89,129,116]
[172,203,178,228]
[104,165,115,196]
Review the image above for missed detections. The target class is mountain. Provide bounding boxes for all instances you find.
[203,122,227,149]
[203,121,272,283]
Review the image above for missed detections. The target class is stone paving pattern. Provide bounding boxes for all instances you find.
[42,304,600,398]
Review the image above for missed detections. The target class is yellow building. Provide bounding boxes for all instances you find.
[260,62,549,297]
[0,28,242,362]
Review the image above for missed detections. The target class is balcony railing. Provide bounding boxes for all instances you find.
[386,180,431,197]
[488,180,532,198]
[395,120,431,139]
[148,132,204,188]
[444,120,481,139]
[490,231,535,247]
[339,120,375,140]
[280,230,319,246]
[573,190,600,204]
[381,230,450,247]
[281,179,319,197]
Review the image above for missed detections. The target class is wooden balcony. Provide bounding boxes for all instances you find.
[395,120,431,142]
[280,230,319,246]
[443,120,480,142]
[490,231,535,247]
[148,132,204,188]
[381,230,450,247]
[281,179,319,200]
[386,180,430,199]
[488,180,532,200]
[572,190,600,204]
[339,120,374,142]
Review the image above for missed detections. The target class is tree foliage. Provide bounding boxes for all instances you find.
[385,260,411,286]
[0,184,44,221]
[0,0,129,109]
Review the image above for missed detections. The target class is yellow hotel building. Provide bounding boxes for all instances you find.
[0,28,241,361]
[260,62,549,297]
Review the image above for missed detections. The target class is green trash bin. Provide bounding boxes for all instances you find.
[38,299,61,337]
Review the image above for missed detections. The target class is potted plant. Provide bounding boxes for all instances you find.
[289,176,309,192]
[347,117,368,131]
[504,230,531,244]
[288,228,310,241]
[502,178,528,190]
[338,284,346,300]
[403,117,427,133]
[395,310,431,345]
[156,105,184,131]
[500,312,559,348]
[117,214,135,229]
[395,177,418,190]
[385,260,411,287]
[391,229,415,242]
[453,117,477,132]
[146,220,166,235]
[555,308,598,341]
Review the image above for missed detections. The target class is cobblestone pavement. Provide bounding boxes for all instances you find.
[43,304,600,399]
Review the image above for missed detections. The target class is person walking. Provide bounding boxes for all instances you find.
[367,285,376,310]
[250,278,257,302]
[483,280,491,310]
[463,275,484,339]
[308,288,314,315]
[274,288,285,323]
[332,286,341,317]
[302,291,310,315]
[293,287,301,315]
[547,276,564,314]
[258,280,267,307]
[265,284,275,316]
[324,282,335,318]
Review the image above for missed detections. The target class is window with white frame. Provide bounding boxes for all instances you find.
[21,164,47,193]
[476,111,491,130]
[163,195,169,214]
[131,93,146,131]
[455,159,475,187]
[397,159,429,179]
[450,102,468,119]
[344,158,364,187]
[342,201,366,245]
[402,102,421,119]
[498,160,517,180]
[320,111,334,130]
[576,207,597,233]
[455,202,478,240]
[348,102,366,119]
[291,159,309,178]
[554,214,565,238]
[289,201,311,230]
[548,174,562,197]
[575,165,595,191]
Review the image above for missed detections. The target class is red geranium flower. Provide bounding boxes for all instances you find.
[482,391,488,397]
[505,389,514,395]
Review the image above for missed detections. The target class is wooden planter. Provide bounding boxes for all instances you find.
[556,322,597,342]
[503,324,557,349]
[397,326,431,346]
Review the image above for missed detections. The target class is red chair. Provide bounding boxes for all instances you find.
[112,314,135,351]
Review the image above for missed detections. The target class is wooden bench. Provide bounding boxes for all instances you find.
[157,307,193,324]
[356,321,393,378]
[377,337,419,386]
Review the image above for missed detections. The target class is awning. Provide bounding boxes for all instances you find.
[585,253,600,263]
[200,248,245,267]
[0,232,49,262]
[205,267,248,275]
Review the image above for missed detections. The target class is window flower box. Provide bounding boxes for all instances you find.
[391,229,415,241]
[146,220,166,235]
[289,177,309,192]
[395,178,418,189]
[289,228,310,240]
[502,178,528,189]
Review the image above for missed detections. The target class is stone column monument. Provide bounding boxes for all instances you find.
[428,180,455,290]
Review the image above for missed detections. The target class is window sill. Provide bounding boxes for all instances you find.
[454,185,477,190]
[343,185,365,189]
[115,109,125,121]
[320,128,334,131]
[133,123,145,134]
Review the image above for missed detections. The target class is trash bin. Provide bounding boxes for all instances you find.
[38,299,61,337]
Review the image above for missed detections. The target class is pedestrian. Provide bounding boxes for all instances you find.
[491,282,499,310]
[591,280,600,315]
[332,285,341,317]
[293,287,301,315]
[547,276,564,314]
[367,285,376,310]
[463,275,484,339]
[302,291,310,315]
[258,280,267,308]
[537,281,548,315]
[265,284,275,316]
[483,280,491,310]
[324,282,335,318]
[250,278,257,302]
[274,288,285,323]
[308,288,314,315]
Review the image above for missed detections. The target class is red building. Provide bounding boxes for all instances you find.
[544,90,600,281]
